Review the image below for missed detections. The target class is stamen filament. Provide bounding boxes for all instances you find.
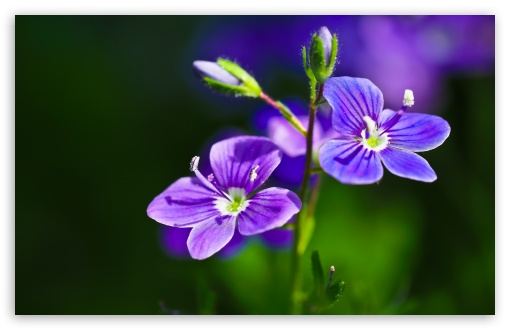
[189,156,230,200]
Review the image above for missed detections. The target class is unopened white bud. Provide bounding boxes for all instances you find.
[249,165,259,182]
[403,89,414,107]
[190,156,200,171]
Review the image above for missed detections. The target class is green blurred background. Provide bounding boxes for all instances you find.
[15,16,494,314]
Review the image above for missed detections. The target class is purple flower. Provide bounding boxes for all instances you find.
[147,136,302,260]
[318,77,450,184]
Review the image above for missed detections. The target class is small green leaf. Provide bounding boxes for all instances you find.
[311,251,325,296]
[326,280,345,303]
[325,33,338,76]
[309,34,328,83]
[203,77,257,97]
[197,280,216,315]
[302,46,308,70]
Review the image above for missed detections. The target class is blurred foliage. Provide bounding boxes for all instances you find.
[15,16,494,314]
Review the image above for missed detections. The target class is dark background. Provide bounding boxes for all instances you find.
[15,16,494,314]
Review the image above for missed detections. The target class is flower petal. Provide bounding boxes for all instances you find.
[147,177,220,227]
[259,228,293,249]
[187,215,236,260]
[217,229,247,259]
[237,188,301,235]
[319,138,384,184]
[209,136,282,193]
[267,116,324,157]
[379,109,451,152]
[161,227,192,258]
[324,77,384,137]
[379,147,437,182]
[160,226,246,259]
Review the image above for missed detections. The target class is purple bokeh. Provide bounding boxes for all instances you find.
[185,15,494,113]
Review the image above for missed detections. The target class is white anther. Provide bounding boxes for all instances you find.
[190,156,200,171]
[207,174,214,182]
[330,266,335,272]
[249,165,259,182]
[403,89,414,107]
[362,116,377,135]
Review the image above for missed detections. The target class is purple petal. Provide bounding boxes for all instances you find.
[209,136,282,193]
[147,177,220,227]
[259,228,293,249]
[160,227,192,258]
[272,154,305,187]
[318,26,333,65]
[160,225,246,260]
[217,229,247,259]
[196,127,246,176]
[379,147,437,182]
[237,188,301,235]
[192,60,241,86]
[267,116,324,157]
[318,138,383,184]
[187,215,236,260]
[324,77,384,137]
[379,109,451,152]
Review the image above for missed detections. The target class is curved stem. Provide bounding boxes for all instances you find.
[259,92,307,136]
[290,83,324,314]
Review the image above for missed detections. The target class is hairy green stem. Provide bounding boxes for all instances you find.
[259,91,307,136]
[290,83,324,314]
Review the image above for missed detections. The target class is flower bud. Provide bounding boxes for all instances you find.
[318,26,333,65]
[193,61,241,86]
[192,58,261,98]
[306,26,338,84]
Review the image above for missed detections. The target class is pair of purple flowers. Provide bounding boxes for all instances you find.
[147,77,450,259]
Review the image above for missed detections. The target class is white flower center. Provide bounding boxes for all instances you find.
[360,116,389,152]
[214,187,250,216]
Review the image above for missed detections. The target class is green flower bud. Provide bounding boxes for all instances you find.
[306,26,338,84]
[193,58,261,97]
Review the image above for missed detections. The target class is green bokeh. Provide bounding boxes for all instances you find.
[15,16,494,314]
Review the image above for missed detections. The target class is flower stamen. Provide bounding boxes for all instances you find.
[214,187,250,216]
[249,165,259,182]
[380,89,414,134]
[190,156,200,172]
[403,89,414,107]
[360,116,389,151]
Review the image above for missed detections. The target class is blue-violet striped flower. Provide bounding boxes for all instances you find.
[319,77,450,184]
[147,136,302,260]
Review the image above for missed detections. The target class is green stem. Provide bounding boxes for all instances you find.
[259,91,307,136]
[290,83,324,314]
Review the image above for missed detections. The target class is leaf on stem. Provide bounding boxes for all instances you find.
[311,250,325,296]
